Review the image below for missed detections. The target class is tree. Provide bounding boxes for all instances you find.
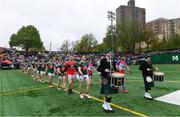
[60,39,75,53]
[151,34,180,51]
[9,34,19,47]
[142,28,157,51]
[114,22,157,52]
[93,43,106,52]
[102,26,116,50]
[116,22,140,52]
[74,33,98,52]
[9,25,44,51]
[169,34,180,49]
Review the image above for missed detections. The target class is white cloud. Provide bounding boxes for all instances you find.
[0,0,179,50]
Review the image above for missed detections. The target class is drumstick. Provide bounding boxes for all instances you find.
[147,68,155,71]
[105,69,115,73]
[155,67,159,71]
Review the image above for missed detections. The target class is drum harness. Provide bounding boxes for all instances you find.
[109,58,115,87]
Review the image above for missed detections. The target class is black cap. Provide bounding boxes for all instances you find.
[121,56,126,60]
[145,55,151,59]
[103,48,113,53]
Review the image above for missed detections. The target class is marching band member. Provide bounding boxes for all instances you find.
[139,55,154,100]
[116,56,132,93]
[98,49,117,113]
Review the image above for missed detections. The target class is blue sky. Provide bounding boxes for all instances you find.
[0,0,179,51]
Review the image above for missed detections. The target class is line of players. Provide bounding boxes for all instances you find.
[21,55,97,99]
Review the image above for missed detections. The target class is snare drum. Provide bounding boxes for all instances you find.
[111,73,125,87]
[153,72,165,82]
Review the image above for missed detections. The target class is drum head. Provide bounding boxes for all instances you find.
[112,73,125,78]
[146,76,152,82]
[153,72,165,76]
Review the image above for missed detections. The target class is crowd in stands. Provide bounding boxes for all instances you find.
[0,47,180,69]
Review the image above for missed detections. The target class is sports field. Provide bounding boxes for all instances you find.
[0,64,180,116]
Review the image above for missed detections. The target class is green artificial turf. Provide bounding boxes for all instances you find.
[0,64,180,116]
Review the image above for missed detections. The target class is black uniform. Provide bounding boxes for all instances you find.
[139,60,154,92]
[98,57,118,95]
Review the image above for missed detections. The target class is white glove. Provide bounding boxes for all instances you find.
[105,69,110,72]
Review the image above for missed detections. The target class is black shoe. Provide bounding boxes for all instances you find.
[68,90,71,95]
[108,109,115,113]
[144,96,154,100]
[102,108,109,113]
[68,89,73,95]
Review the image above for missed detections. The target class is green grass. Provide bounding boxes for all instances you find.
[0,64,180,116]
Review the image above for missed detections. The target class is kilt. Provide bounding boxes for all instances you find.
[143,75,154,88]
[100,77,118,95]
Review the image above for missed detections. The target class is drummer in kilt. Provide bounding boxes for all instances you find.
[98,49,117,113]
[139,55,154,100]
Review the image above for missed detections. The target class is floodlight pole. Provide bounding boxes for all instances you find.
[50,42,52,52]
[107,11,115,50]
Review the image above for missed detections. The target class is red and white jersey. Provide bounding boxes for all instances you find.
[116,60,126,74]
[65,61,77,75]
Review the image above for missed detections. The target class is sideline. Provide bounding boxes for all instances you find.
[0,86,49,96]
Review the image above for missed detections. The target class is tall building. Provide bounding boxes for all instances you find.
[167,18,180,38]
[146,18,168,42]
[116,0,146,28]
[146,18,180,41]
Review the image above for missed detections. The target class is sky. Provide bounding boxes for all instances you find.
[0,0,180,51]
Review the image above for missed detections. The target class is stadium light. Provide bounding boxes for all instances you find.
[107,11,115,49]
